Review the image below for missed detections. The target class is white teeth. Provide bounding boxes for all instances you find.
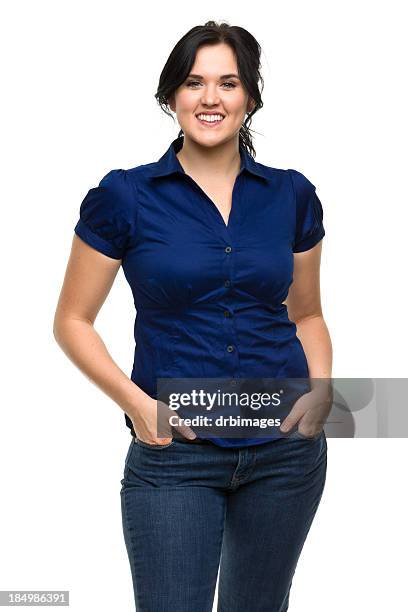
[197,114,224,122]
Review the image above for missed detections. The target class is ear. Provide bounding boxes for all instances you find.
[168,94,176,113]
[246,98,255,114]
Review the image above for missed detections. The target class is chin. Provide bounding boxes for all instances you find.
[185,130,231,148]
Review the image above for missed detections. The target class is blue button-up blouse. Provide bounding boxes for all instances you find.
[74,135,325,448]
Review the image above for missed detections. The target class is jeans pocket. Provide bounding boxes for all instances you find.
[124,438,136,465]
[121,438,136,488]
[135,437,175,450]
[292,429,323,441]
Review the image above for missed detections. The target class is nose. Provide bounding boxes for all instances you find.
[200,84,220,107]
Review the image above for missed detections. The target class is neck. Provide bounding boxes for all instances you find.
[176,135,241,181]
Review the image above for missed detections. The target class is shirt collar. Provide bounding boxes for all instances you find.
[150,135,269,181]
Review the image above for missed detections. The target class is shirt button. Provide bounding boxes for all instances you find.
[223,310,231,317]
[224,280,231,288]
[227,345,235,353]
[225,246,232,253]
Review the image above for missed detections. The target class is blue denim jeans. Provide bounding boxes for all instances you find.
[120,431,327,611]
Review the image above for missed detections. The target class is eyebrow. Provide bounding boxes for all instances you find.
[187,73,240,80]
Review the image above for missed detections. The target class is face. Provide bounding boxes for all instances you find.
[168,42,255,148]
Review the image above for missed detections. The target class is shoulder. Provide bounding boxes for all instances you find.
[125,161,161,182]
[285,169,325,252]
[87,167,146,219]
[97,168,138,203]
[75,168,139,259]
[286,168,316,198]
[249,159,315,194]
[247,157,288,183]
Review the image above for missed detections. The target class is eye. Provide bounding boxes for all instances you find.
[185,80,237,89]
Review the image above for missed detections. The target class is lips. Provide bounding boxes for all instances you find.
[196,114,225,127]
[195,113,225,119]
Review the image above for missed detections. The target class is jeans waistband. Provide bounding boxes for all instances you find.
[131,434,213,445]
[176,436,213,444]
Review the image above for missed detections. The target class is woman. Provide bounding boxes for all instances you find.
[53,20,333,612]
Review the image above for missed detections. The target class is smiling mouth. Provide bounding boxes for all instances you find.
[196,114,225,126]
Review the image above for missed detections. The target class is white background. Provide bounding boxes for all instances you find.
[1,1,407,610]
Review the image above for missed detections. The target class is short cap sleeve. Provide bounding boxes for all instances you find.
[74,169,135,259]
[288,169,325,252]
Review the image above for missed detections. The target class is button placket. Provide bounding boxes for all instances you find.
[222,241,239,366]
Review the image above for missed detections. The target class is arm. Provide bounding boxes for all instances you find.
[281,240,333,434]
[52,234,171,443]
[287,240,332,381]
